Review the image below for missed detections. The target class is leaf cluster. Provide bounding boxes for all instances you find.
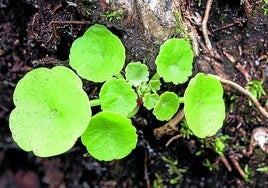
[9,24,226,161]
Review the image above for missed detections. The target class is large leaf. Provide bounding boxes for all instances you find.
[184,73,225,138]
[9,66,91,157]
[99,78,138,117]
[69,24,125,82]
[155,38,193,84]
[81,111,138,161]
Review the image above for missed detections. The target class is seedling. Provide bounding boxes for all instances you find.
[212,135,230,156]
[10,24,227,161]
[262,0,268,15]
[246,80,266,106]
[102,10,124,21]
[257,166,268,173]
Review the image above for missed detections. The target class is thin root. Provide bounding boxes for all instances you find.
[202,0,213,51]
[209,74,268,119]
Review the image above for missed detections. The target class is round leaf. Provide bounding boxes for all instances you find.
[184,73,225,138]
[9,66,91,157]
[155,38,194,84]
[149,79,161,92]
[143,93,159,110]
[81,111,138,161]
[153,91,179,121]
[125,62,149,87]
[99,78,138,117]
[69,24,125,82]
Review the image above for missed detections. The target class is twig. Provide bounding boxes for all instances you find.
[209,74,268,119]
[229,155,246,178]
[49,20,90,39]
[202,0,213,51]
[49,20,90,25]
[219,155,232,171]
[144,150,151,188]
[166,134,183,147]
[153,109,185,140]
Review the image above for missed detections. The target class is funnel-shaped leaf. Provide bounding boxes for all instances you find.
[155,38,193,84]
[69,24,125,82]
[81,111,138,161]
[99,78,138,117]
[9,66,91,157]
[184,73,225,138]
[153,91,179,121]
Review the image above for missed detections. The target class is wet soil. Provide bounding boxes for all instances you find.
[1,0,268,187]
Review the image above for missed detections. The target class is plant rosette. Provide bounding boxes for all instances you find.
[9,66,91,157]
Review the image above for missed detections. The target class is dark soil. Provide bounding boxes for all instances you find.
[1,0,268,187]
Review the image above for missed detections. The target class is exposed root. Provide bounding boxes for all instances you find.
[153,109,184,140]
[202,0,213,51]
[229,155,246,179]
[209,74,268,119]
[165,134,183,147]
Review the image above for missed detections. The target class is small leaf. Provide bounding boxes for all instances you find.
[69,24,125,82]
[155,38,193,84]
[149,79,161,92]
[184,73,225,138]
[125,62,149,87]
[81,111,138,161]
[143,93,159,110]
[153,92,179,121]
[99,78,138,117]
[9,66,91,157]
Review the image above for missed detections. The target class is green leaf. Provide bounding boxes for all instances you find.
[155,38,193,84]
[99,78,138,117]
[69,24,125,82]
[149,79,161,92]
[153,92,179,121]
[81,111,138,161]
[184,73,225,138]
[9,66,91,157]
[143,93,159,110]
[125,62,149,87]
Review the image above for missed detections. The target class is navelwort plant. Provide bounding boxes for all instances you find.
[9,24,226,161]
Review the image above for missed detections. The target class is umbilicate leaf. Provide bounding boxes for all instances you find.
[125,62,149,87]
[149,79,161,92]
[153,91,179,121]
[184,73,225,138]
[143,93,159,110]
[69,24,125,82]
[81,111,138,161]
[99,78,138,117]
[155,38,193,84]
[9,66,91,157]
